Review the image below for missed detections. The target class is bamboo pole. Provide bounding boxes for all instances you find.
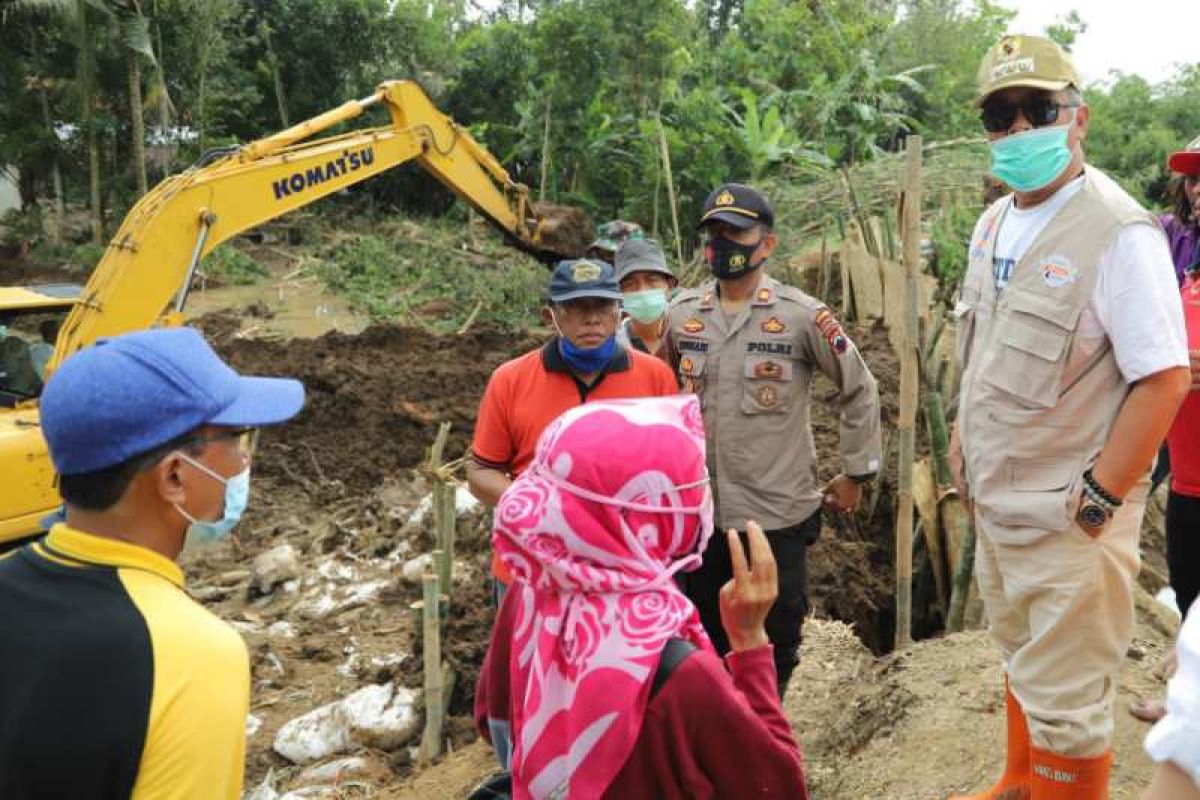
[655,114,685,267]
[418,571,443,764]
[895,134,922,649]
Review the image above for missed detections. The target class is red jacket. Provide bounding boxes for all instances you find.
[1169,274,1200,497]
[475,591,809,799]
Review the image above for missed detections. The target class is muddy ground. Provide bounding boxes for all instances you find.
[178,307,910,797]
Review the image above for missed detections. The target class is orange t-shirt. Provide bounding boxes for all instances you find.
[472,339,679,581]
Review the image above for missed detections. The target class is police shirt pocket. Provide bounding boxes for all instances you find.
[988,457,1077,532]
[983,293,1075,408]
[741,356,793,415]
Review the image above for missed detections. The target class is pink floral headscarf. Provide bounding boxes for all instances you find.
[493,395,716,800]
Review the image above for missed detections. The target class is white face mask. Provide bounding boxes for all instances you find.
[532,464,714,584]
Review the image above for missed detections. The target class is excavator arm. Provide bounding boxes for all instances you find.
[52,79,589,367]
[0,80,590,544]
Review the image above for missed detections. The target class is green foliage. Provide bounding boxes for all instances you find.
[202,244,268,285]
[313,228,547,333]
[928,201,980,285]
[0,206,46,250]
[67,242,105,273]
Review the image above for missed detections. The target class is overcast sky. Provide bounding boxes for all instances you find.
[992,1,1190,85]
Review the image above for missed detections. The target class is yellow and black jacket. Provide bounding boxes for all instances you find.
[0,525,249,799]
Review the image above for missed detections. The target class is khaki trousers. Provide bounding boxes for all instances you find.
[974,502,1142,757]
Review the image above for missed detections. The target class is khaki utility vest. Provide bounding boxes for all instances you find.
[956,166,1160,544]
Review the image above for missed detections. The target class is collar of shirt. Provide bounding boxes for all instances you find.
[40,524,185,589]
[541,336,631,375]
[708,273,777,307]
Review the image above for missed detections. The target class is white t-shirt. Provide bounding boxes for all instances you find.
[977,175,1188,383]
[1146,606,1200,787]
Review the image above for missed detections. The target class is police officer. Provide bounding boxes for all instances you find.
[950,35,1190,800]
[667,182,882,697]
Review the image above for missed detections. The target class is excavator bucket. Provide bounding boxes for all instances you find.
[530,203,595,261]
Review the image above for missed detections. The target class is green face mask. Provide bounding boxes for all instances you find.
[622,288,668,324]
[989,124,1072,193]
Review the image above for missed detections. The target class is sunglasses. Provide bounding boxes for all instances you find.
[980,94,1079,133]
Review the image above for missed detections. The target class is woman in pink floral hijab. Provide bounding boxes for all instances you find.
[474,395,807,800]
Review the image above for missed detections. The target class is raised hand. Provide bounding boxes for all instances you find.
[719,521,778,652]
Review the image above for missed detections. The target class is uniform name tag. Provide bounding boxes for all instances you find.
[678,339,709,353]
[746,341,793,356]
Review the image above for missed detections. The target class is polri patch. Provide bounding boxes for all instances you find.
[683,318,706,334]
[678,339,709,353]
[756,384,779,408]
[680,356,696,375]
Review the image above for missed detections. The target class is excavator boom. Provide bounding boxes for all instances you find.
[1,80,592,544]
[54,79,590,367]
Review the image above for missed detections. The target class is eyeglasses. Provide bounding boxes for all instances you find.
[191,427,259,457]
[980,95,1079,133]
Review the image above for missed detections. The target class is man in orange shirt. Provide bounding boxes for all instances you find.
[467,258,678,594]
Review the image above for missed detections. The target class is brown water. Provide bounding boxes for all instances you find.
[183,278,368,339]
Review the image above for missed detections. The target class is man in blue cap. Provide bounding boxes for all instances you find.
[0,327,304,799]
[468,259,678,598]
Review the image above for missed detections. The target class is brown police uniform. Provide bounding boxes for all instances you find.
[667,271,881,690]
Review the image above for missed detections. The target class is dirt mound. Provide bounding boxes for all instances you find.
[531,202,594,259]
[202,321,542,495]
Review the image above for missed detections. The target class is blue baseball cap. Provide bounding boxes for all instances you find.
[41,327,305,475]
[548,259,623,304]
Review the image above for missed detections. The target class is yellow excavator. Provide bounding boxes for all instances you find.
[0,80,591,546]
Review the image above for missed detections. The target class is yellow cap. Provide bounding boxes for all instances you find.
[976,34,1080,106]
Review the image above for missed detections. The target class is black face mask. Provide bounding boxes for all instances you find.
[704,234,764,279]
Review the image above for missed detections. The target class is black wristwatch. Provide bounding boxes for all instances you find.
[1076,469,1120,531]
[1076,500,1111,530]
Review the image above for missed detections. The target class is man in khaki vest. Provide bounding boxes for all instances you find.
[950,35,1190,800]
[666,182,881,697]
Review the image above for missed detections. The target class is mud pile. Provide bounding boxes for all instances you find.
[202,320,542,493]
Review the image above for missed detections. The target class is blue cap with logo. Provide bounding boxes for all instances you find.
[547,259,623,304]
[41,327,305,475]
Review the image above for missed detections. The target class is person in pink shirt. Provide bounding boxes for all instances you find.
[473,395,807,800]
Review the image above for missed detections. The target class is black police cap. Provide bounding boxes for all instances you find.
[698,183,775,230]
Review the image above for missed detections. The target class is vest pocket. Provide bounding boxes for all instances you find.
[984,300,1073,407]
[989,457,1078,531]
[741,356,794,415]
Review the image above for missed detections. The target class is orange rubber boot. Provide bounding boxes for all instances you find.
[951,683,1031,800]
[1029,748,1112,799]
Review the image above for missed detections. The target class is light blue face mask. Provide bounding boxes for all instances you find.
[989,123,1073,193]
[622,289,668,324]
[174,453,250,547]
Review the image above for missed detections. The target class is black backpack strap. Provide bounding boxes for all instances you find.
[651,637,698,698]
